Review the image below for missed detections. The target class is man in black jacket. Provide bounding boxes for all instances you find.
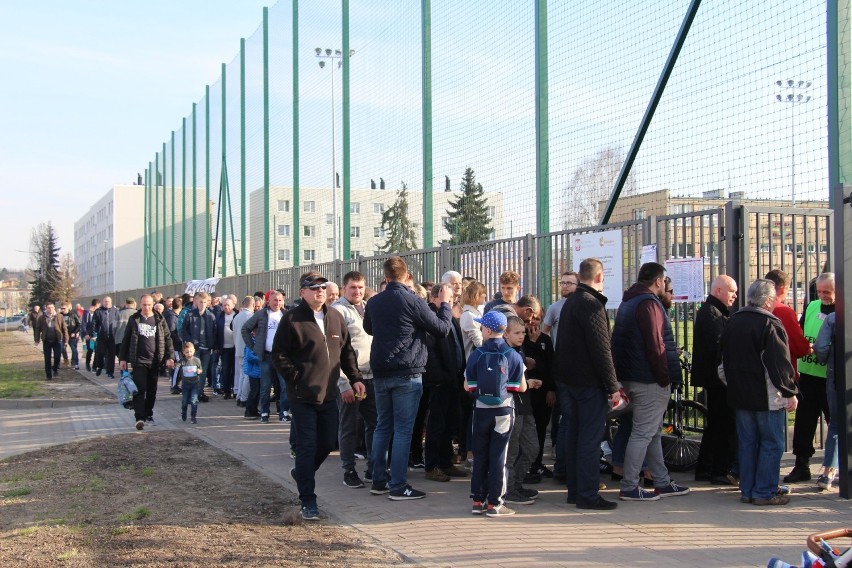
[692,275,738,484]
[92,296,120,378]
[364,256,454,501]
[423,283,468,483]
[271,272,364,521]
[555,258,621,510]
[720,279,798,506]
[119,295,174,431]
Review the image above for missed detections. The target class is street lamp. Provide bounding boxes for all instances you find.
[315,47,354,261]
[776,79,811,207]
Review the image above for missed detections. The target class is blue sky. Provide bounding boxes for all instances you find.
[0,1,271,270]
[0,0,829,272]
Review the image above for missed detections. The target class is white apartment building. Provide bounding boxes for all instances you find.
[248,185,505,272]
[75,184,208,298]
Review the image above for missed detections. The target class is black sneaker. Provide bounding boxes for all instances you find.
[343,469,365,489]
[95,368,102,376]
[577,496,618,510]
[300,504,320,521]
[388,485,426,500]
[523,472,542,484]
[364,469,373,481]
[260,415,270,424]
[369,481,390,495]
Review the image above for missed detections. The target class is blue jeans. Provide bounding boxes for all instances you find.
[370,375,423,491]
[621,381,671,492]
[470,406,514,506]
[290,399,339,507]
[260,356,288,417]
[736,408,786,500]
[822,377,839,470]
[181,379,202,418]
[558,383,609,504]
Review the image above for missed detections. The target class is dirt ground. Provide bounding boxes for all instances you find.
[0,431,404,567]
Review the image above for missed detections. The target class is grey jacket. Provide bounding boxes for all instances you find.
[332,296,373,393]
[813,311,836,384]
[241,307,282,357]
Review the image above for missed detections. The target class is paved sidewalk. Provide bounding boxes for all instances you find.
[1,353,848,567]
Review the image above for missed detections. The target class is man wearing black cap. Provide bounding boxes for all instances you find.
[271,271,365,521]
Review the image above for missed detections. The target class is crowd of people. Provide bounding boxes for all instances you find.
[27,257,840,520]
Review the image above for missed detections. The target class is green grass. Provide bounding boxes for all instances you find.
[141,467,155,477]
[17,527,38,537]
[118,507,151,522]
[83,453,100,463]
[3,487,32,498]
[110,526,131,536]
[0,334,46,398]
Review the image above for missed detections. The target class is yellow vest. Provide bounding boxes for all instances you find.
[797,300,828,378]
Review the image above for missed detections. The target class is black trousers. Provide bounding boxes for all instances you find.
[695,386,738,477]
[131,363,159,422]
[424,384,461,471]
[95,336,116,375]
[529,387,552,468]
[792,373,830,461]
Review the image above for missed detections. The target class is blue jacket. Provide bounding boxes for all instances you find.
[612,284,681,387]
[181,308,217,350]
[91,306,120,339]
[364,281,453,379]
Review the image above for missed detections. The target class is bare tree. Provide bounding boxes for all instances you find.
[54,253,81,303]
[561,146,638,229]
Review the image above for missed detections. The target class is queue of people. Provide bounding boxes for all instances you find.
[26,258,841,519]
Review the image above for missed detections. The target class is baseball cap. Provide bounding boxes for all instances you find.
[474,310,507,333]
[300,275,329,289]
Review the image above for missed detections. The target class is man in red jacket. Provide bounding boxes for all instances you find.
[764,270,812,379]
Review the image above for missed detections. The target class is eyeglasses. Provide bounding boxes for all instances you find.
[665,289,674,294]
[304,284,327,291]
[560,281,577,287]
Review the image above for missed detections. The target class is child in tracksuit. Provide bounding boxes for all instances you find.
[465,310,527,517]
[502,315,542,506]
[177,341,204,424]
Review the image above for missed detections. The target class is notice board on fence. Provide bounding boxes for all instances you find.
[664,258,705,302]
[571,229,623,310]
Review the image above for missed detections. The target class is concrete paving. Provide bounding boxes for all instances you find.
[1,339,848,567]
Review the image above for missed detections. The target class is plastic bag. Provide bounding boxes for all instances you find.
[117,371,138,407]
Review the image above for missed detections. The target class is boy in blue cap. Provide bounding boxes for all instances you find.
[465,310,527,517]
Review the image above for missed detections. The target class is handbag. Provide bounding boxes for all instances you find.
[117,371,138,407]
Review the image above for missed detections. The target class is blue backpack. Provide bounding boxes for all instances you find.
[472,347,513,406]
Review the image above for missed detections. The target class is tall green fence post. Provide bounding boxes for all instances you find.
[171,130,175,283]
[292,2,300,267]
[240,37,247,274]
[205,84,211,277]
[535,0,551,301]
[263,6,270,271]
[192,103,198,279]
[182,117,187,283]
[342,0,351,260]
[155,152,160,285]
[421,0,433,254]
[221,62,228,278]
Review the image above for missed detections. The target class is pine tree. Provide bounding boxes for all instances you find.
[443,167,492,244]
[379,182,418,253]
[28,222,61,307]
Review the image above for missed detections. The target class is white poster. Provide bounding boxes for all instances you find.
[572,229,623,309]
[664,258,705,302]
[641,244,658,266]
[185,277,221,296]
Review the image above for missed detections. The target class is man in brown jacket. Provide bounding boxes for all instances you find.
[35,303,69,379]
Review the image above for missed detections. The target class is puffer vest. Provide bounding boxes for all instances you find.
[612,291,680,386]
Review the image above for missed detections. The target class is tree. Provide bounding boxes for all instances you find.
[54,253,81,304]
[561,146,638,229]
[27,222,61,307]
[443,167,492,244]
[379,182,418,253]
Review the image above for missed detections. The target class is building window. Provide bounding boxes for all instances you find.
[374,227,385,238]
[373,203,385,214]
[277,199,290,212]
[277,249,290,262]
[304,201,315,213]
[350,226,360,238]
[327,238,334,249]
[326,213,334,225]
[633,208,646,220]
[304,225,316,237]
[277,224,290,237]
[670,243,695,257]
[487,206,496,217]
[304,249,316,261]
[350,202,360,214]
[351,250,361,259]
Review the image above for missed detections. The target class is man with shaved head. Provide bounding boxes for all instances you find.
[692,275,738,484]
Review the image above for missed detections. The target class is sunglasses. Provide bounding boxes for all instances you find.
[304,283,327,290]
